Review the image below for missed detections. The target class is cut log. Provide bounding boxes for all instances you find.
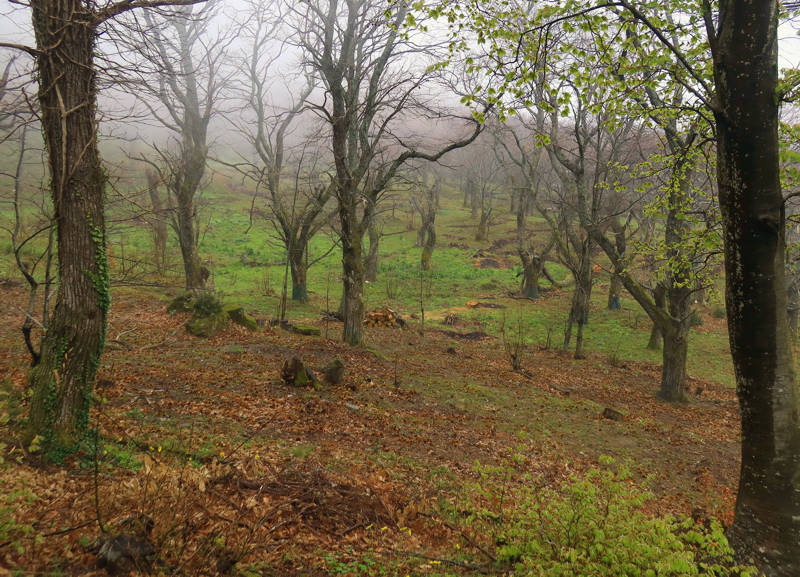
[363,306,406,328]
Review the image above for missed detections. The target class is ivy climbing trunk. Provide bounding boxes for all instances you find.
[713,2,800,573]
[26,0,109,456]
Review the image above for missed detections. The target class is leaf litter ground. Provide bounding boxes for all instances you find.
[0,285,739,575]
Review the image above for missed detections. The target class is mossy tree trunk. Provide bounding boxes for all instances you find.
[710,2,800,571]
[27,0,109,456]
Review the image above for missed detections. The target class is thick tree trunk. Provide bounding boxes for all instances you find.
[419,207,436,271]
[660,320,689,402]
[564,239,592,354]
[27,0,109,456]
[146,169,167,274]
[475,211,489,241]
[520,257,541,299]
[341,226,365,346]
[714,3,800,573]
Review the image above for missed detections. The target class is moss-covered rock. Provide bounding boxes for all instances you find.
[290,323,320,336]
[186,311,229,338]
[227,307,258,331]
[166,292,195,314]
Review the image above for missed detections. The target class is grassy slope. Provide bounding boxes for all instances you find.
[0,181,751,575]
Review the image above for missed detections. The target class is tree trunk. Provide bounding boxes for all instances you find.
[341,228,365,346]
[475,211,489,241]
[365,220,379,282]
[419,202,436,271]
[521,258,541,299]
[288,241,308,302]
[714,3,800,573]
[27,0,109,456]
[608,274,622,310]
[659,321,689,402]
[176,195,204,290]
[647,283,666,350]
[520,251,545,299]
[146,169,167,274]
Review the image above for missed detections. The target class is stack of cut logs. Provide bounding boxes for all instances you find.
[363,306,406,328]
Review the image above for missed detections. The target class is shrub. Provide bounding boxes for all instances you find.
[193,291,224,318]
[711,307,726,319]
[455,457,754,577]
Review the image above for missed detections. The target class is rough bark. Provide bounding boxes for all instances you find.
[27,0,109,456]
[713,2,800,572]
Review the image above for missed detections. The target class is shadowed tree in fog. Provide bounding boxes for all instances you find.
[234,2,333,302]
[122,3,228,290]
[291,0,483,345]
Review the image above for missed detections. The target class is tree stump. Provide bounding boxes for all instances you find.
[281,357,320,389]
[322,358,345,384]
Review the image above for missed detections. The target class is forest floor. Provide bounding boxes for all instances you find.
[0,281,741,576]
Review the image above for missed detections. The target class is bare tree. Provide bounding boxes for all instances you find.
[411,173,438,270]
[144,167,168,274]
[122,2,227,290]
[292,0,483,345]
[493,116,558,299]
[233,3,334,302]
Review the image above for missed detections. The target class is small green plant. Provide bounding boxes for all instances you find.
[289,444,315,459]
[711,306,726,319]
[193,291,224,317]
[689,309,704,328]
[0,490,38,556]
[454,457,755,577]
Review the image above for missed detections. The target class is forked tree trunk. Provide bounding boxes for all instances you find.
[714,3,800,572]
[27,0,109,456]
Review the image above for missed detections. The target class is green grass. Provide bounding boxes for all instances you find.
[1,179,740,388]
